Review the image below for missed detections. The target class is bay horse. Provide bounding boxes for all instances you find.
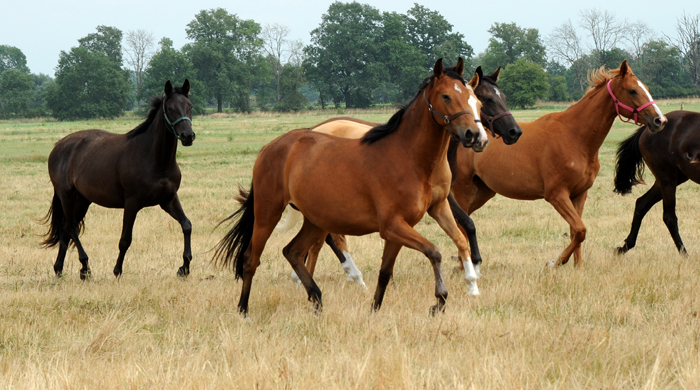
[278,66,521,290]
[214,58,484,315]
[614,110,700,254]
[450,60,667,268]
[41,80,195,279]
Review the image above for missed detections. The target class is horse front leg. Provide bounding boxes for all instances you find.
[161,195,193,277]
[570,191,588,266]
[545,192,586,268]
[617,182,663,254]
[113,201,140,278]
[447,193,482,276]
[659,179,688,255]
[430,198,479,296]
[378,219,448,315]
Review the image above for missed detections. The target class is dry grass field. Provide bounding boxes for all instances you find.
[2,99,700,389]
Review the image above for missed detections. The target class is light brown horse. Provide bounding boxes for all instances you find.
[214,58,484,315]
[451,60,667,268]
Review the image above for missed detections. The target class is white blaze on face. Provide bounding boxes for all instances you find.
[468,94,488,147]
[637,80,666,122]
[454,83,463,94]
[494,86,501,98]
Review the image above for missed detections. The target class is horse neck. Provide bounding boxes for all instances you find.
[559,83,618,158]
[144,112,179,172]
[390,100,452,178]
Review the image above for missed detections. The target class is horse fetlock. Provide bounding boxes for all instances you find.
[429,301,446,316]
[341,253,366,288]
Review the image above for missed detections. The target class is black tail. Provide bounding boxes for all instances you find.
[614,126,647,195]
[40,193,64,248]
[213,184,255,279]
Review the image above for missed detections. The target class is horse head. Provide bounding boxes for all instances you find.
[606,60,667,133]
[474,66,522,146]
[427,57,488,150]
[163,79,196,146]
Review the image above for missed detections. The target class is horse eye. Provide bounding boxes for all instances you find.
[629,89,637,95]
[442,94,450,101]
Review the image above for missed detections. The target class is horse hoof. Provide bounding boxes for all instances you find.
[429,304,445,316]
[546,260,556,268]
[177,267,189,278]
[474,264,482,278]
[80,269,91,281]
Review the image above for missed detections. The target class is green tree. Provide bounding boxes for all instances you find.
[481,23,546,71]
[45,46,131,120]
[273,63,308,111]
[0,69,34,118]
[0,45,30,74]
[186,8,264,112]
[31,73,53,112]
[500,58,549,108]
[143,38,204,113]
[304,2,386,108]
[78,25,124,64]
[638,40,691,97]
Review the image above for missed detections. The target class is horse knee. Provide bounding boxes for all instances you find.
[662,212,678,227]
[572,226,586,243]
[425,246,442,265]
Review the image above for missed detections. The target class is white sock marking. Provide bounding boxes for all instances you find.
[341,252,367,289]
[462,259,480,295]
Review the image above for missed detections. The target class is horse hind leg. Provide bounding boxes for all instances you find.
[327,234,365,288]
[60,192,92,280]
[660,178,688,255]
[282,218,327,312]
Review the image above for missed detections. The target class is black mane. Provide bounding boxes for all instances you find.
[361,70,464,145]
[125,86,187,139]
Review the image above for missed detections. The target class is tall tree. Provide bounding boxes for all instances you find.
[186,8,263,112]
[499,58,549,108]
[143,38,204,113]
[579,9,628,66]
[45,26,130,120]
[304,2,385,108]
[124,29,156,108]
[548,20,587,93]
[482,22,546,71]
[665,13,700,87]
[78,25,124,64]
[261,23,297,103]
[0,45,30,74]
[0,69,34,118]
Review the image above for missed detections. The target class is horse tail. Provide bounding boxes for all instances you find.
[40,192,64,248]
[275,207,303,233]
[614,126,646,195]
[213,184,255,279]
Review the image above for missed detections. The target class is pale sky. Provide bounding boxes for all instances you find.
[1,0,698,76]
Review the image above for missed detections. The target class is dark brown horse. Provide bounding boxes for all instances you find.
[278,66,521,289]
[451,61,667,268]
[41,80,195,279]
[214,58,484,315]
[615,110,700,254]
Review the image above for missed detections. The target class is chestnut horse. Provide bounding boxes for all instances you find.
[451,60,667,268]
[41,80,195,279]
[614,110,700,255]
[214,59,484,315]
[278,66,521,291]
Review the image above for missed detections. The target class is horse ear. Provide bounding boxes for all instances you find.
[182,79,190,96]
[489,66,502,82]
[619,60,629,77]
[164,80,173,96]
[468,70,480,89]
[475,66,484,81]
[454,57,464,76]
[433,58,444,77]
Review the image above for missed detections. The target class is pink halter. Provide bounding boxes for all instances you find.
[606,79,655,125]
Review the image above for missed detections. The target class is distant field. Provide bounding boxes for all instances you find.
[1,99,700,389]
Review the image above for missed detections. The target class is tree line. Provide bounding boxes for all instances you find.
[0,3,699,120]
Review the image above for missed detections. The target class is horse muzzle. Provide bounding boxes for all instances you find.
[457,127,476,148]
[646,114,667,133]
[180,132,196,146]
